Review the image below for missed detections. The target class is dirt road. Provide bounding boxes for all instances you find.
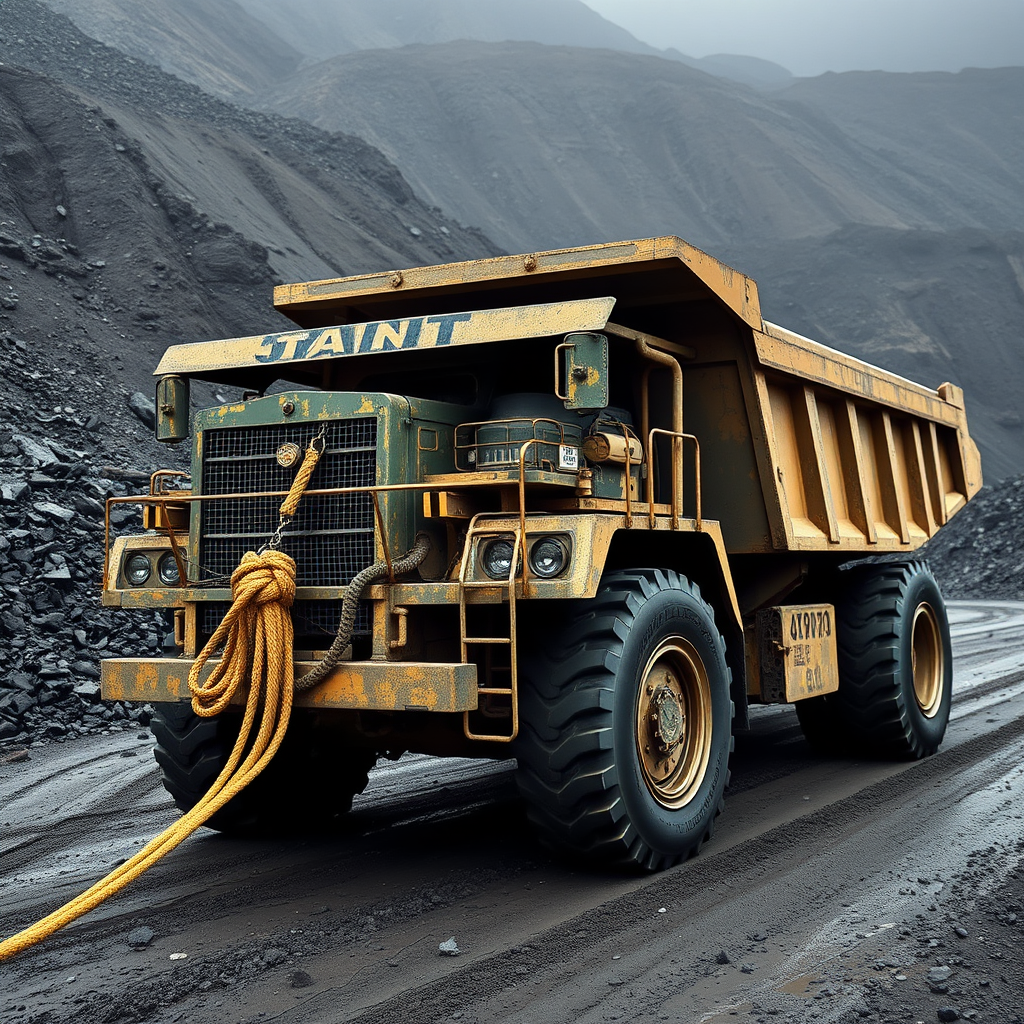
[3,600,1024,1024]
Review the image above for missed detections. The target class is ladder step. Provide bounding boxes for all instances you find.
[477,686,513,696]
[463,636,512,645]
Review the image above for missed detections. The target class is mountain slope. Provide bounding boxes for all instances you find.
[235,0,661,60]
[0,0,496,463]
[39,0,302,97]
[36,0,793,96]
[264,41,1024,254]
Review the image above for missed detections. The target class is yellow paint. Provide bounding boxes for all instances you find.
[273,237,760,329]
[154,297,616,376]
[101,658,478,712]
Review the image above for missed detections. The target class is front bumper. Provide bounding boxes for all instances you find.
[101,658,479,713]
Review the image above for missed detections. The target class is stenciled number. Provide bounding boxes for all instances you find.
[790,609,832,641]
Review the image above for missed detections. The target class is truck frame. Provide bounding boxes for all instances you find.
[100,236,981,870]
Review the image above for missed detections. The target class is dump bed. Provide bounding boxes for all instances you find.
[266,236,982,555]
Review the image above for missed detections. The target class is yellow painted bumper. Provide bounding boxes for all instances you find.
[100,658,479,713]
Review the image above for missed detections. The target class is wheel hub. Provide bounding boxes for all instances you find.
[912,602,944,718]
[650,682,685,753]
[635,638,714,809]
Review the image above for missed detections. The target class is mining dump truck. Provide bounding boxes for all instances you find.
[100,236,981,871]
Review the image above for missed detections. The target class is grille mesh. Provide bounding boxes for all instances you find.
[198,417,377,587]
[200,599,371,640]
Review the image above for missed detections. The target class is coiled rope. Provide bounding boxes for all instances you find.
[0,432,339,961]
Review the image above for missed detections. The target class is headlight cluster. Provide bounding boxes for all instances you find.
[481,534,571,580]
[123,551,184,587]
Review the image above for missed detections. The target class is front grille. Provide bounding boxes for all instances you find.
[201,599,371,641]
[197,417,377,587]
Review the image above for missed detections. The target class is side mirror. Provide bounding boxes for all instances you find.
[555,332,609,411]
[155,375,190,443]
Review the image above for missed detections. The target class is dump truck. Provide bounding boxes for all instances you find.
[100,236,982,871]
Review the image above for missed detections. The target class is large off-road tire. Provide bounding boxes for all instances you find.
[796,561,951,760]
[151,703,377,833]
[515,569,734,872]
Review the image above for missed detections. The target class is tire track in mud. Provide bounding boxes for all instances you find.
[334,699,1024,1024]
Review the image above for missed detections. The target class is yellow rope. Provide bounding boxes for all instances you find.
[279,438,321,518]
[0,440,323,962]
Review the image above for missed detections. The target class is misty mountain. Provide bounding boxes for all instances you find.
[36,0,303,97]
[38,0,793,97]
[264,42,1024,254]
[255,39,1023,477]
[235,0,661,61]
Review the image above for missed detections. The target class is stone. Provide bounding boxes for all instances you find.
[11,434,59,467]
[127,926,155,948]
[33,501,76,522]
[1,480,30,502]
[127,391,156,429]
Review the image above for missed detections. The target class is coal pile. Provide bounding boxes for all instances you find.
[919,474,1024,602]
[0,357,171,752]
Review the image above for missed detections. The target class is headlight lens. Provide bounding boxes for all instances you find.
[529,536,570,578]
[482,537,517,580]
[125,553,152,586]
[158,552,182,586]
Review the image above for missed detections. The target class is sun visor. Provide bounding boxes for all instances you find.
[155,296,617,377]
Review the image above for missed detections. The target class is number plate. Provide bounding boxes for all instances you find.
[558,445,579,471]
[756,604,839,703]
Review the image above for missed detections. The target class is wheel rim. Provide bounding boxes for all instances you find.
[911,602,944,718]
[635,636,714,809]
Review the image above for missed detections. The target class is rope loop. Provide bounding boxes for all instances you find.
[231,549,297,608]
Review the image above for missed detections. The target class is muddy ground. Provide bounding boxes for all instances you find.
[3,602,1024,1024]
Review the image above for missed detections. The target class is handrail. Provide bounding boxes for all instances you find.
[103,460,557,592]
[646,428,702,531]
[517,438,548,597]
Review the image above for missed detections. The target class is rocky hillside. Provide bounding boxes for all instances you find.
[0,0,496,751]
[0,0,495,433]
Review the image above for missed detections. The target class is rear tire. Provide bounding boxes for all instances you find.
[151,704,377,833]
[515,569,733,871]
[796,561,951,759]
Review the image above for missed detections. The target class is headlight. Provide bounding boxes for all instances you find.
[529,536,570,579]
[125,553,152,586]
[158,552,182,586]
[482,537,517,580]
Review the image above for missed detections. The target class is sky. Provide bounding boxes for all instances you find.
[581,0,1024,76]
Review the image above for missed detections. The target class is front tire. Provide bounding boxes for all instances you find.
[151,704,377,833]
[515,569,733,871]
